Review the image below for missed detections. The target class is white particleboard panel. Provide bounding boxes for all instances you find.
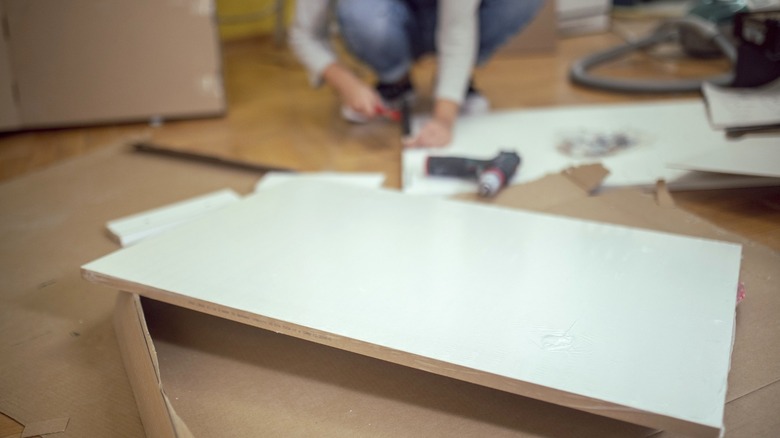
[702,79,780,129]
[254,172,386,192]
[107,189,241,247]
[670,142,780,179]
[82,181,741,437]
[402,100,778,195]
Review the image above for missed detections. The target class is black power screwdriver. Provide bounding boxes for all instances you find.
[425,150,522,197]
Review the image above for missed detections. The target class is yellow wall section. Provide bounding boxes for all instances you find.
[216,0,292,41]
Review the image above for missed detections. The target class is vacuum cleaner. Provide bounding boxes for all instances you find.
[569,0,780,92]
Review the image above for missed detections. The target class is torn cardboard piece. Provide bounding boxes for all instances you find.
[20,417,69,438]
[87,166,745,437]
[112,292,184,438]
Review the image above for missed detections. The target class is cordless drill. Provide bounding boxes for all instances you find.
[425,151,522,197]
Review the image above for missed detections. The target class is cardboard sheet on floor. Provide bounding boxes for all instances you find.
[402,100,779,196]
[83,180,742,437]
[0,144,260,437]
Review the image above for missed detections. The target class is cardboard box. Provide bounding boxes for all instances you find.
[0,0,225,132]
[1,144,779,437]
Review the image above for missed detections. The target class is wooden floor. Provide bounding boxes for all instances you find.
[1,21,778,252]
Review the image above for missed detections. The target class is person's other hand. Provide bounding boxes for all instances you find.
[403,99,458,148]
[403,118,453,148]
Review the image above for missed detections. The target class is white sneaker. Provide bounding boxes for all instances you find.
[461,89,490,116]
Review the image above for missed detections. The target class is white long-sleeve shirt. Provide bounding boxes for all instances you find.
[288,0,480,105]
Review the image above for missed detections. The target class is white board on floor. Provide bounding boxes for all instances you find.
[82,181,741,438]
[402,100,778,195]
[254,171,385,192]
[106,189,241,247]
[669,142,780,179]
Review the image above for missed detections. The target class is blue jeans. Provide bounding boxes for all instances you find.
[336,0,544,83]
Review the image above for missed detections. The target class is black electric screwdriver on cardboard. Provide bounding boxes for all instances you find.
[425,150,522,197]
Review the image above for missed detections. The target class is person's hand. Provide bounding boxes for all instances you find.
[323,63,383,119]
[403,118,453,148]
[403,98,458,148]
[339,79,383,118]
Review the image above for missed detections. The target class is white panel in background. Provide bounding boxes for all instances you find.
[83,181,741,437]
[670,143,780,179]
[402,100,778,196]
[106,189,241,247]
[702,76,780,130]
[255,171,385,192]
